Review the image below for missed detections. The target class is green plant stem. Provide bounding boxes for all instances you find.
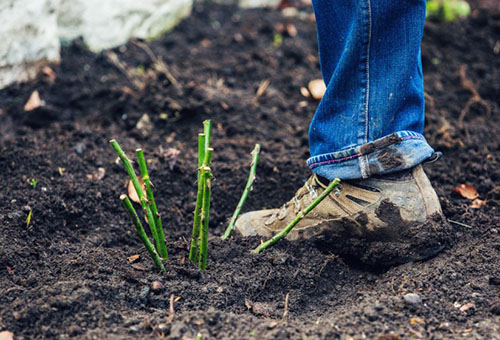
[222,144,261,240]
[198,166,212,270]
[109,140,160,252]
[189,148,214,262]
[189,134,206,262]
[136,149,168,260]
[203,120,211,153]
[198,133,206,168]
[120,194,165,272]
[252,178,341,254]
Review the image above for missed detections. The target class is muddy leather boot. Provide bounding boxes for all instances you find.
[236,165,447,264]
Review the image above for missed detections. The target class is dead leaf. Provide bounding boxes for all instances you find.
[131,263,146,271]
[308,79,326,100]
[42,66,56,82]
[163,148,181,170]
[86,167,106,181]
[452,184,479,199]
[0,331,14,340]
[128,179,146,203]
[24,90,43,111]
[128,254,140,263]
[470,198,486,209]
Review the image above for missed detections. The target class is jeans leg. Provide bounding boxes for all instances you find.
[308,0,436,180]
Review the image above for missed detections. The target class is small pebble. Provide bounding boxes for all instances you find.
[75,143,85,155]
[363,306,379,321]
[403,293,422,305]
[138,287,150,299]
[157,323,168,332]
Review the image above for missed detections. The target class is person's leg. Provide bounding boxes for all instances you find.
[235,0,446,262]
[309,0,436,180]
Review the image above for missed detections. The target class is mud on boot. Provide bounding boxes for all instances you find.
[235,164,452,267]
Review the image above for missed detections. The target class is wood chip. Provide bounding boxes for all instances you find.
[470,198,486,209]
[42,66,56,81]
[131,263,146,271]
[300,87,310,98]
[452,184,479,199]
[245,299,252,310]
[256,79,271,98]
[24,90,42,111]
[459,302,475,312]
[128,254,140,263]
[410,317,425,325]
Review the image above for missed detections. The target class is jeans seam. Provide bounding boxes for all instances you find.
[364,0,372,145]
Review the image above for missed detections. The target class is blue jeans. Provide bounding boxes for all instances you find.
[308,0,436,180]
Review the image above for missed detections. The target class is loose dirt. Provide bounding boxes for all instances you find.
[1,1,499,339]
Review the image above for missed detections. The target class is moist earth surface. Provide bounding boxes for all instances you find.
[0,1,499,339]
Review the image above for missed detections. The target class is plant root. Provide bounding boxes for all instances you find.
[458,64,491,128]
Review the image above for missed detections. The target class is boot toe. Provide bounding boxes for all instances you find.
[234,210,278,238]
[234,212,258,237]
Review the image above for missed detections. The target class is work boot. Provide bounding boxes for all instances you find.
[236,165,447,263]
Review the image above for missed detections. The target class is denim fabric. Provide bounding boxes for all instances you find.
[308,0,436,180]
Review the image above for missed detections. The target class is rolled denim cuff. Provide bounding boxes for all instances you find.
[307,131,435,180]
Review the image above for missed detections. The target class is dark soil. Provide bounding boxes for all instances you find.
[1,1,499,339]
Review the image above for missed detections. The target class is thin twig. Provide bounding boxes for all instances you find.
[132,39,181,90]
[458,64,491,128]
[253,178,341,253]
[169,294,175,319]
[448,219,473,229]
[104,51,143,90]
[282,292,290,320]
[222,144,261,240]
